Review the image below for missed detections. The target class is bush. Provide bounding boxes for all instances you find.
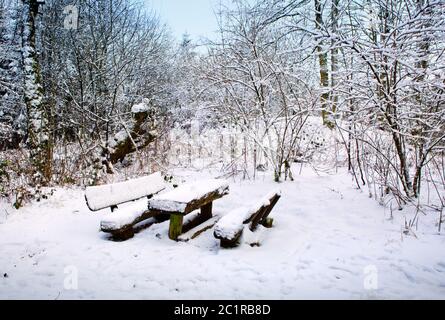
[0,159,9,196]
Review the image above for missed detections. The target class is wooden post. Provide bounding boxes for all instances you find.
[200,201,213,220]
[169,214,183,240]
[220,230,243,248]
[220,239,236,248]
[259,195,280,226]
[182,202,214,234]
[262,217,274,228]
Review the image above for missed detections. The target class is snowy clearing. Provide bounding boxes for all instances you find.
[1,167,444,300]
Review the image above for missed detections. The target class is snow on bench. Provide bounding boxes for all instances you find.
[100,200,158,233]
[148,179,229,214]
[213,207,251,241]
[85,172,165,211]
[214,190,281,248]
[148,178,229,240]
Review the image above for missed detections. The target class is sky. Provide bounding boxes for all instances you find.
[146,0,221,44]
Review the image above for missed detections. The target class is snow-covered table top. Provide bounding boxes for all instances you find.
[214,189,281,240]
[148,179,229,214]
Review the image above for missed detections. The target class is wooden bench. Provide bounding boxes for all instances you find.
[214,190,281,248]
[148,179,229,240]
[84,172,166,240]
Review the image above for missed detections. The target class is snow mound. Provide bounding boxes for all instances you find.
[214,207,250,240]
[100,200,150,231]
[148,179,229,213]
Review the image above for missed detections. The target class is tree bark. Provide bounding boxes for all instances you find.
[330,0,339,113]
[22,0,52,188]
[314,0,332,129]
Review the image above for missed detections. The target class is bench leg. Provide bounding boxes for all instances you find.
[169,214,183,240]
[111,227,134,241]
[182,202,214,234]
[220,230,243,248]
[201,201,213,219]
[250,195,281,231]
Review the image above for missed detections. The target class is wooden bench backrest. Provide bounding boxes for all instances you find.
[248,192,280,231]
[148,179,229,214]
[85,172,165,211]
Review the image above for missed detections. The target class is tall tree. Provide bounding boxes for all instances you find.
[314,0,332,128]
[0,0,25,149]
[330,0,339,113]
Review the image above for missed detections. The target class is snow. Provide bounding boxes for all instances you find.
[148,179,229,213]
[131,102,150,114]
[0,167,444,299]
[85,172,165,211]
[178,215,221,242]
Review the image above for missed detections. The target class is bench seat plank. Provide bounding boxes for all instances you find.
[178,215,221,242]
[148,179,229,214]
[213,207,250,241]
[100,200,157,232]
[85,172,165,211]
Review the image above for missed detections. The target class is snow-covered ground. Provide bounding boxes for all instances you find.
[0,167,444,299]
